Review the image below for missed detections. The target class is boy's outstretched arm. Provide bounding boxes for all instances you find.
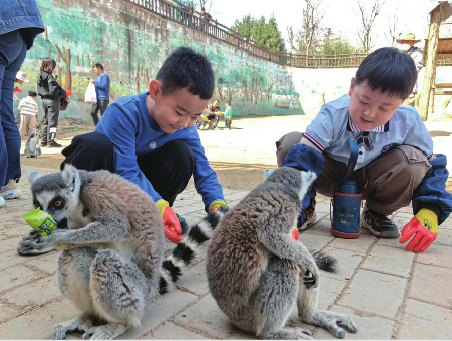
[282,138,325,209]
[401,154,452,252]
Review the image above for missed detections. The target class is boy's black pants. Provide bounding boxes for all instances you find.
[60,132,194,206]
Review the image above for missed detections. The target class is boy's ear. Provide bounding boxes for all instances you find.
[149,80,162,100]
[349,77,355,96]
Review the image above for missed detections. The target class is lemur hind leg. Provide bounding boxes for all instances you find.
[53,247,99,340]
[297,279,358,338]
[251,256,314,340]
[87,249,149,340]
[52,314,96,340]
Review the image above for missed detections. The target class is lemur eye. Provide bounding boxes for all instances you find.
[54,200,62,207]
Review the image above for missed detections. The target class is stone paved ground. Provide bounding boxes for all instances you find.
[1,115,452,339]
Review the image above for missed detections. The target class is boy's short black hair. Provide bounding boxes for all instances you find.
[355,47,417,100]
[94,63,104,70]
[156,46,214,100]
[28,91,37,97]
[225,101,231,105]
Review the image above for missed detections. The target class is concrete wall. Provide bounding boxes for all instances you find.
[18,0,303,122]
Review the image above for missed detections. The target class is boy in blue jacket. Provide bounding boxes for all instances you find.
[277,47,452,253]
[58,47,227,245]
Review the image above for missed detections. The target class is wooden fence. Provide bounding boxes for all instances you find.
[125,0,367,68]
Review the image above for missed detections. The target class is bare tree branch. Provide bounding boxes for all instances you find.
[384,6,401,46]
[354,0,385,52]
[298,0,325,57]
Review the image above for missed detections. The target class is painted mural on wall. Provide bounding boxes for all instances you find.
[17,0,303,122]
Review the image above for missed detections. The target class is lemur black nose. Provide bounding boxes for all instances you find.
[58,218,68,229]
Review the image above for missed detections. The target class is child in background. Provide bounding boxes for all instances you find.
[19,90,39,137]
[224,101,232,129]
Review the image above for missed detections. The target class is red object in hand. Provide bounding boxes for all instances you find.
[66,90,72,96]
[162,206,183,244]
[14,86,22,93]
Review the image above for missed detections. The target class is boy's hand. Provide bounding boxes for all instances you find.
[156,200,183,244]
[399,209,438,252]
[209,200,227,212]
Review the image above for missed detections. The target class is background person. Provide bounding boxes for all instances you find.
[13,72,30,127]
[0,1,45,208]
[19,90,39,137]
[224,101,233,129]
[397,33,423,106]
[89,63,110,126]
[37,57,66,147]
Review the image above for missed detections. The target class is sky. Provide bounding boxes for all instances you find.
[205,0,436,51]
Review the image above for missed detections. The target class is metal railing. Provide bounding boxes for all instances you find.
[125,0,366,68]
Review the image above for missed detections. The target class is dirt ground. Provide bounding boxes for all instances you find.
[20,121,271,191]
[20,115,452,193]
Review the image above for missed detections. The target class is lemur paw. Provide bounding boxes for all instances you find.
[313,311,358,338]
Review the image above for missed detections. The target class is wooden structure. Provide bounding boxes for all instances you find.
[419,1,452,120]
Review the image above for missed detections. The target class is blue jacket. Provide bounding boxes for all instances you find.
[95,92,225,211]
[1,0,44,49]
[94,73,110,100]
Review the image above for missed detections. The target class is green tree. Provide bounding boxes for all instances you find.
[232,14,286,51]
[319,28,365,55]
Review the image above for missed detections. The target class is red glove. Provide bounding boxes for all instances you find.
[291,227,299,241]
[157,200,183,244]
[14,86,22,93]
[399,209,438,252]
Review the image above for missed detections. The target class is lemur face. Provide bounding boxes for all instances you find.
[28,165,81,229]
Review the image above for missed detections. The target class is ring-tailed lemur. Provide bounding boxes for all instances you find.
[206,167,358,340]
[18,164,219,340]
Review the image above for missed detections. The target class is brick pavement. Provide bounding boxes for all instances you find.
[0,165,452,339]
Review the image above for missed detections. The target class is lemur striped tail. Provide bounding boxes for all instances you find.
[158,206,229,294]
[311,250,338,273]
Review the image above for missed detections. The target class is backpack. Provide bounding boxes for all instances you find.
[60,94,69,111]
[24,133,42,158]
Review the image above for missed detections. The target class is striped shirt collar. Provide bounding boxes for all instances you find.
[347,116,389,133]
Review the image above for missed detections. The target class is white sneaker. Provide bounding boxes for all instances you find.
[0,179,21,199]
[0,196,4,207]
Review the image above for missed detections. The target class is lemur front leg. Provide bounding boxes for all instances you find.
[297,282,358,339]
[258,230,320,289]
[18,214,130,252]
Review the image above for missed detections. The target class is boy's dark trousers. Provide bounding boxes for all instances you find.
[60,132,194,206]
[276,132,432,215]
[90,99,109,126]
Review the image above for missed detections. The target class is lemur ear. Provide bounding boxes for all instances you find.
[27,171,42,186]
[61,164,80,193]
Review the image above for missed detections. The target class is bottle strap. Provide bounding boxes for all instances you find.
[344,130,359,180]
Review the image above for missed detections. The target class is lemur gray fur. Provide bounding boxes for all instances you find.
[206,167,358,339]
[18,164,219,340]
